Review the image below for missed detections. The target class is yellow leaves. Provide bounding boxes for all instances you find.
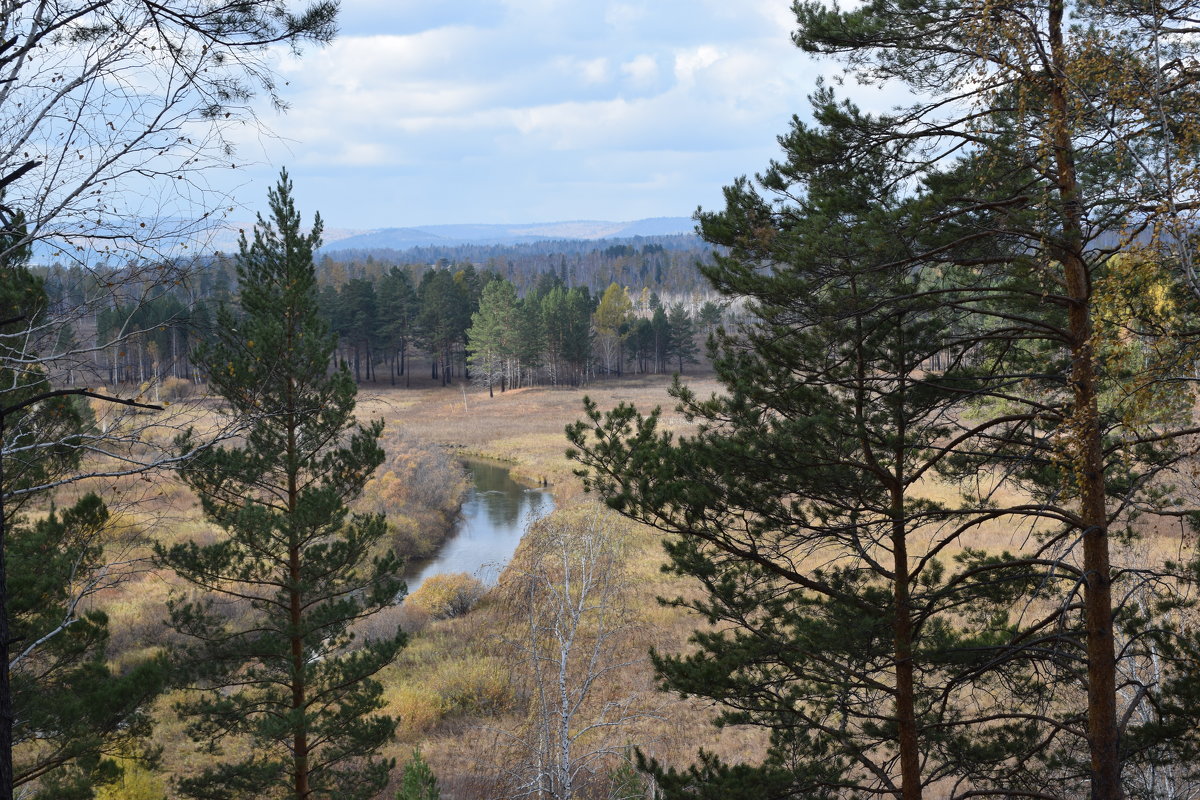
[406,573,486,620]
[1095,250,1178,327]
[1092,249,1199,432]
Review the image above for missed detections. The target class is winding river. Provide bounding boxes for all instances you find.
[402,458,553,593]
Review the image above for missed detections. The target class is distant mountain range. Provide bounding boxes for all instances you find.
[315,217,697,254]
[30,217,699,263]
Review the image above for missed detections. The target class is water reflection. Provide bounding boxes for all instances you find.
[402,459,552,594]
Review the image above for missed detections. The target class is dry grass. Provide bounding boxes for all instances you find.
[46,370,1200,797]
[356,373,711,496]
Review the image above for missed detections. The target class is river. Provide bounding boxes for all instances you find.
[402,458,553,593]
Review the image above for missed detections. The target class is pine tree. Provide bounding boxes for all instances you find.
[566,98,1200,797]
[158,171,405,800]
[542,287,592,387]
[9,497,168,800]
[377,267,418,387]
[395,749,439,800]
[467,279,519,397]
[786,1,1200,794]
[2,230,168,800]
[417,269,470,385]
[664,303,697,374]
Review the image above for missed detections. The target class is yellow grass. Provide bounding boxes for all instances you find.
[45,371,1199,796]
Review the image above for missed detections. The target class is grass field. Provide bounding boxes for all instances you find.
[67,370,756,798]
[50,368,1199,798]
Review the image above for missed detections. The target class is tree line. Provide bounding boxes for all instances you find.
[28,246,726,395]
[320,263,719,393]
[320,233,713,297]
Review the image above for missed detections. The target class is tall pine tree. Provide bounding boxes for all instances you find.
[785,0,1200,794]
[158,172,405,800]
[568,90,1200,797]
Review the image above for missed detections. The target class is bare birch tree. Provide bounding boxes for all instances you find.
[494,509,656,800]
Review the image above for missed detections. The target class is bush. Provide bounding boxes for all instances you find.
[360,434,468,521]
[160,376,194,401]
[431,655,512,714]
[388,685,445,733]
[396,748,440,800]
[406,573,486,620]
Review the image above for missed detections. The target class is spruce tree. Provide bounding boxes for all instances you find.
[158,171,405,800]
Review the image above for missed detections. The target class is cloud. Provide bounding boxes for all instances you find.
[217,1,842,227]
[673,45,722,85]
[620,54,659,87]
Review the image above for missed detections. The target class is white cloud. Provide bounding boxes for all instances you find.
[620,54,659,86]
[216,2,855,227]
[673,45,722,85]
[577,57,612,84]
[604,3,647,29]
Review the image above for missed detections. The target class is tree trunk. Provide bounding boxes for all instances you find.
[286,366,310,799]
[0,415,13,800]
[892,487,921,800]
[1047,1,1121,794]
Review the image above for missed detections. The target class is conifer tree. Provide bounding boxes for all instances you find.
[568,91,1200,797]
[2,230,168,800]
[395,749,439,800]
[9,497,168,800]
[158,171,405,800]
[467,279,519,397]
[664,303,697,374]
[378,267,418,387]
[542,287,592,387]
[784,1,1200,795]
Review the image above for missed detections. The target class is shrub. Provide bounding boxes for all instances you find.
[160,376,194,401]
[431,655,512,714]
[360,434,468,521]
[406,573,486,620]
[396,748,440,800]
[388,685,445,733]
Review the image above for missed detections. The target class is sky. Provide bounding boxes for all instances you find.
[220,0,837,230]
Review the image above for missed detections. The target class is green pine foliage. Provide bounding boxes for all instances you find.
[157,171,405,800]
[395,749,440,800]
[540,285,593,387]
[416,269,471,385]
[2,231,168,800]
[664,303,696,374]
[376,266,419,386]
[467,278,520,396]
[9,497,170,800]
[566,113,1138,797]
